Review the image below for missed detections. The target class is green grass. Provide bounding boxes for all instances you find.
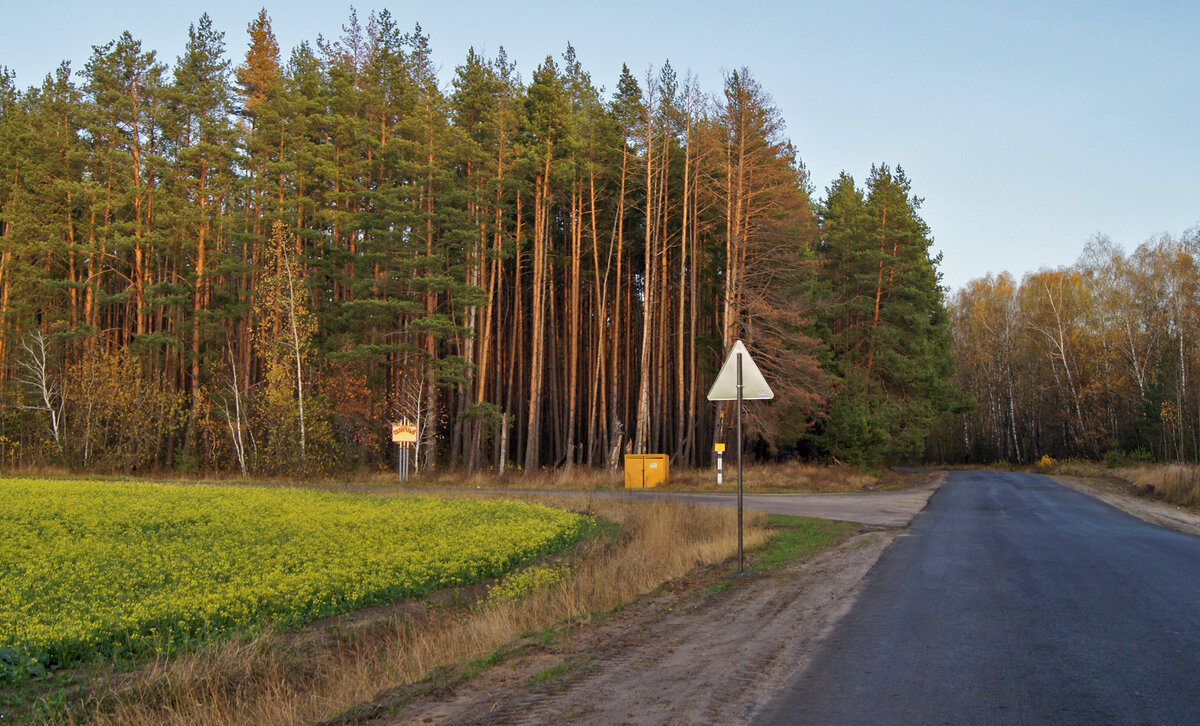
[751,515,861,572]
[461,645,517,680]
[520,627,560,648]
[531,661,572,686]
[529,655,595,690]
[707,580,734,595]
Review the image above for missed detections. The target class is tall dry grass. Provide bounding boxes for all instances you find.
[1112,464,1200,508]
[355,461,879,493]
[0,460,879,495]
[83,498,767,726]
[1040,459,1200,510]
[668,461,880,492]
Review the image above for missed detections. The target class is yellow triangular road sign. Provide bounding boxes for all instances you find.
[706,340,774,401]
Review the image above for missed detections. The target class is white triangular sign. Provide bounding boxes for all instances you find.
[706,340,774,401]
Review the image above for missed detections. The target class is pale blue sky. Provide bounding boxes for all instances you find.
[2,0,1197,291]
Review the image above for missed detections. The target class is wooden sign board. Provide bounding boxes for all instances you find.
[391,422,418,443]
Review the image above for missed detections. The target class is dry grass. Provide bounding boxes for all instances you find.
[418,466,624,490]
[79,496,767,726]
[666,461,881,492]
[1024,459,1200,510]
[1111,464,1200,508]
[350,461,880,493]
[0,460,881,495]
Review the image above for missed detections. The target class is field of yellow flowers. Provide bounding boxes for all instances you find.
[0,478,589,682]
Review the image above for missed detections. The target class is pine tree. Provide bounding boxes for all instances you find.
[0,67,27,375]
[165,13,237,453]
[521,56,567,473]
[0,63,89,394]
[813,165,959,463]
[608,65,644,459]
[82,32,167,343]
[708,68,827,452]
[450,46,511,471]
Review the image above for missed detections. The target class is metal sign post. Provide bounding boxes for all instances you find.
[706,340,774,575]
[737,352,744,572]
[392,420,418,484]
[714,442,725,486]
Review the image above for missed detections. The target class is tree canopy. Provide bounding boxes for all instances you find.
[0,11,957,474]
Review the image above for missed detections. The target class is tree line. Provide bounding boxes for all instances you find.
[0,9,956,475]
[940,229,1200,464]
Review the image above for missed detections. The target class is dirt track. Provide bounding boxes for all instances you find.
[366,529,898,726]
[345,477,942,725]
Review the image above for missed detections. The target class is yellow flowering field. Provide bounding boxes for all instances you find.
[0,479,588,681]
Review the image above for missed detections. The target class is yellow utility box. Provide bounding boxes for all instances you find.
[624,454,670,488]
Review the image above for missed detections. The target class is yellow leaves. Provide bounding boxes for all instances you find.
[63,349,186,470]
[486,563,572,604]
[0,479,587,678]
[1161,400,1179,427]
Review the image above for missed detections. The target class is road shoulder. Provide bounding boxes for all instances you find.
[341,528,898,726]
[325,474,944,725]
[1053,474,1200,536]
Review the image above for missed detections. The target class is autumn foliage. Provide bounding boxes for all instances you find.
[941,232,1200,463]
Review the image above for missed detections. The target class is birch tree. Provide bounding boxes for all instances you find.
[17,330,63,455]
[253,220,315,472]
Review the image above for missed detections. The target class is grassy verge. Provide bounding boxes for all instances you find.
[368,461,899,494]
[750,515,862,572]
[1043,460,1200,510]
[50,497,768,726]
[323,511,862,724]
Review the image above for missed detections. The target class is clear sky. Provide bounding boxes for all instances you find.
[2,0,1197,292]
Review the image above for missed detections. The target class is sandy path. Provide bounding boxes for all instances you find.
[373,531,896,726]
[344,476,942,725]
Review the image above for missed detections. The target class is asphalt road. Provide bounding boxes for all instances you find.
[755,470,1200,725]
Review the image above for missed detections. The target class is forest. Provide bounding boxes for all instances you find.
[0,10,956,475]
[942,231,1200,464]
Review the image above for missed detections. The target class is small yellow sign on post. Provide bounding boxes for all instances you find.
[714,442,726,453]
[391,421,418,444]
[392,420,417,483]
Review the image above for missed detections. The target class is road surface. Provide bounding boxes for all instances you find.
[612,488,937,528]
[420,485,940,528]
[755,470,1200,725]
